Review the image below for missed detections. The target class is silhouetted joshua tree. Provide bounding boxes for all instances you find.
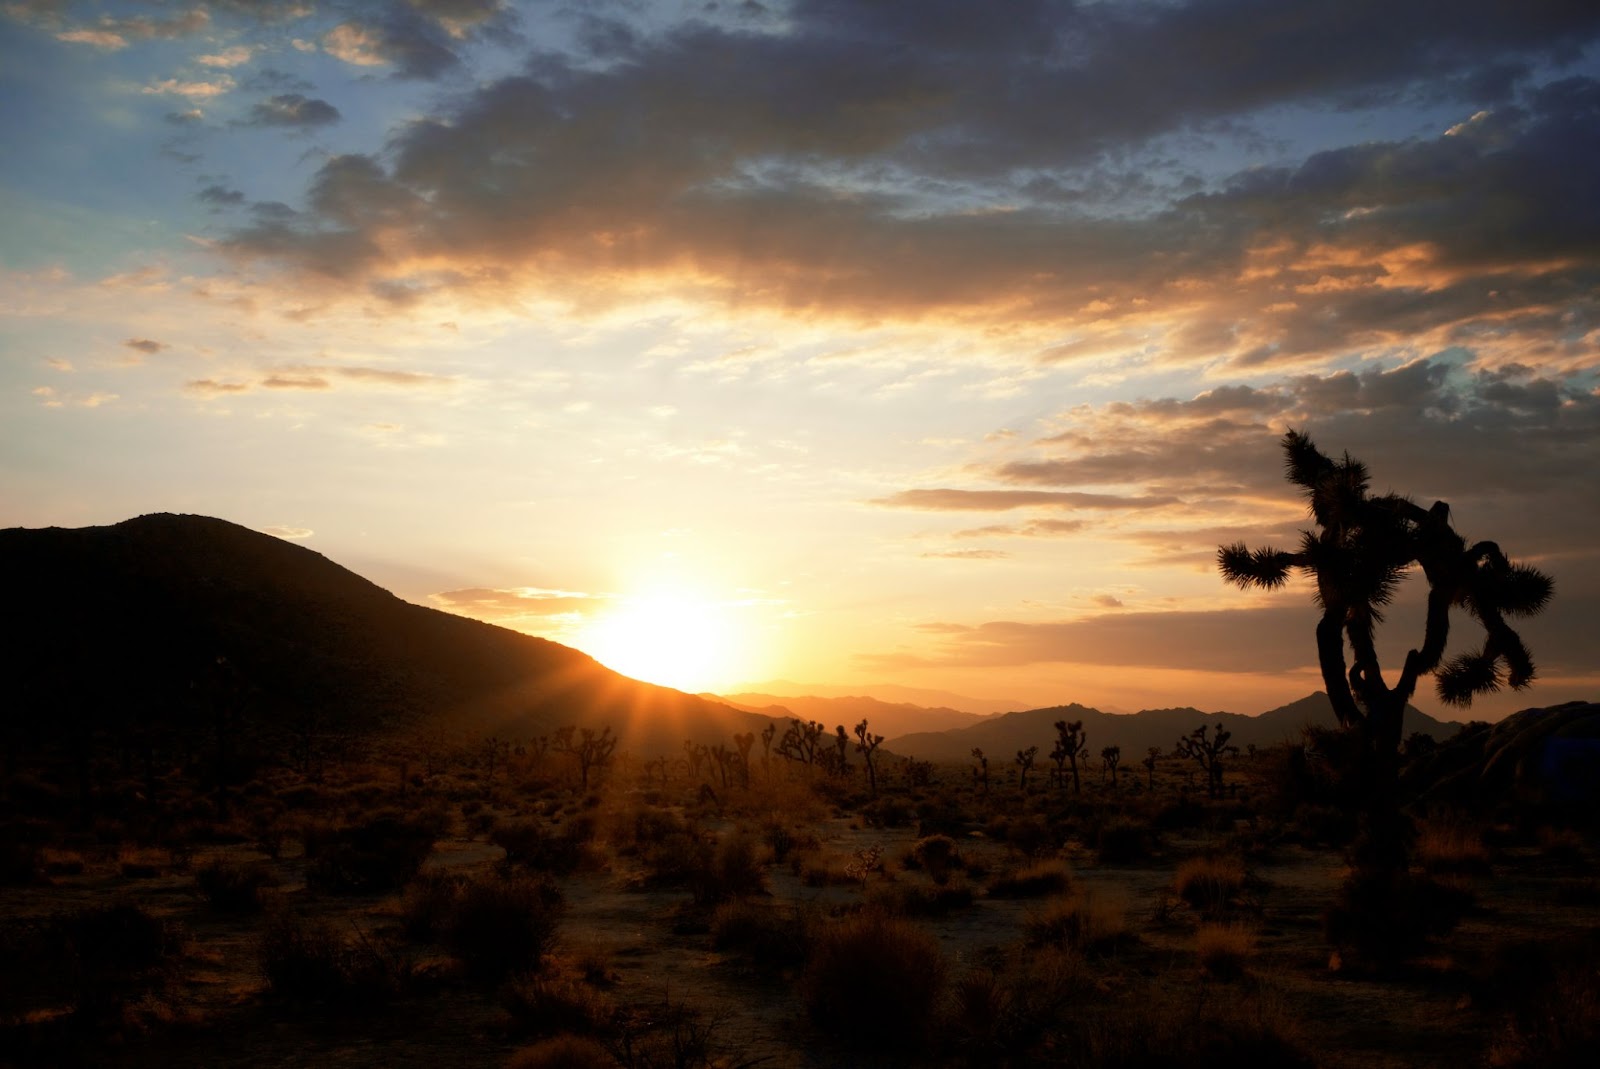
[1015,745,1039,792]
[1052,720,1088,793]
[971,747,989,794]
[1174,724,1236,800]
[1143,746,1161,790]
[1101,745,1121,788]
[1219,429,1552,872]
[552,725,618,792]
[854,719,884,796]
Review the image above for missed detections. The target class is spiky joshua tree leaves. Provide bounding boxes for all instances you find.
[1219,430,1553,870]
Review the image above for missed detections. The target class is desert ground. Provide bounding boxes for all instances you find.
[2,733,1595,1068]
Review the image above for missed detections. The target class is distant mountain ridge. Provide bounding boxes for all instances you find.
[0,514,773,755]
[712,692,989,738]
[885,691,1459,761]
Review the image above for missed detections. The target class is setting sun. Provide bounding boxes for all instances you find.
[578,591,741,694]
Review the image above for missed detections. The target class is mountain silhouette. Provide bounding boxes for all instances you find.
[0,514,772,756]
[712,692,989,738]
[885,692,1457,761]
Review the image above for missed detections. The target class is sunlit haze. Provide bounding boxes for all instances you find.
[4,1,1599,716]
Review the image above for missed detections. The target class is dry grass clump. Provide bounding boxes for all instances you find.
[193,857,278,913]
[505,1034,617,1069]
[1024,892,1131,956]
[1172,854,1248,915]
[302,808,443,892]
[502,973,617,1039]
[1195,922,1256,979]
[1415,816,1493,875]
[987,858,1073,898]
[801,910,947,1050]
[946,947,1095,1062]
[1079,985,1313,1068]
[258,912,411,1008]
[867,875,976,918]
[710,900,809,970]
[443,872,564,982]
[909,834,959,883]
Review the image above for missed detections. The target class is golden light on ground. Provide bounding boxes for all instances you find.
[577,590,742,693]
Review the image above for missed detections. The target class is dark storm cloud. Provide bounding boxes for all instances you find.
[243,94,342,128]
[219,0,1600,370]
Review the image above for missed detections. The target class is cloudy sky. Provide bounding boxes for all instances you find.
[3,0,1598,717]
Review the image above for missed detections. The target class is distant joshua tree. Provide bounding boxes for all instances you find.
[1101,745,1121,788]
[1053,720,1089,793]
[1219,430,1552,872]
[1174,725,1236,799]
[552,725,618,792]
[1015,745,1039,792]
[854,719,884,796]
[971,747,989,794]
[1143,746,1160,790]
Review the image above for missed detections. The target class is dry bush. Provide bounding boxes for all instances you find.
[302,808,442,892]
[492,817,594,875]
[1415,816,1493,875]
[1195,922,1256,979]
[987,858,1073,898]
[946,947,1093,1062]
[502,973,617,1038]
[258,912,409,1008]
[193,857,278,912]
[1172,854,1247,915]
[1095,814,1154,863]
[710,900,809,970]
[1078,985,1312,1068]
[1024,892,1130,956]
[1323,869,1470,967]
[867,875,975,918]
[910,833,959,884]
[399,869,470,941]
[691,832,766,905]
[506,1034,618,1069]
[444,872,564,982]
[801,910,947,1050]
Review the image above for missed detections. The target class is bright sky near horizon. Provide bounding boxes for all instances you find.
[3,0,1599,717]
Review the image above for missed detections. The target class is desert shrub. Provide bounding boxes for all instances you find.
[444,872,563,982]
[118,846,166,878]
[914,795,969,838]
[1077,986,1313,1068]
[1024,893,1130,956]
[258,912,408,1008]
[1484,937,1600,1068]
[193,858,278,912]
[801,910,946,1050]
[758,818,809,863]
[506,1035,617,1069]
[399,869,470,940]
[1415,815,1493,875]
[1095,815,1153,863]
[0,820,51,884]
[1004,815,1053,857]
[1195,922,1255,979]
[869,877,975,918]
[45,903,179,1022]
[709,900,809,969]
[492,817,591,875]
[946,947,1093,1062]
[987,858,1073,899]
[1173,855,1247,916]
[860,795,913,828]
[303,808,441,892]
[1555,878,1600,906]
[911,834,958,884]
[503,974,617,1038]
[1323,869,1470,966]
[690,832,766,905]
[602,997,730,1069]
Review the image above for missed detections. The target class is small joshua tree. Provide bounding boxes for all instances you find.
[1219,429,1552,873]
[1053,720,1089,794]
[1143,746,1160,790]
[732,731,755,787]
[854,719,884,797]
[1174,725,1237,800]
[1101,745,1121,789]
[552,725,618,792]
[1015,745,1039,792]
[971,747,989,794]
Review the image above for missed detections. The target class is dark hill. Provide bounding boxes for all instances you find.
[712,692,988,738]
[0,514,772,756]
[885,692,1458,761]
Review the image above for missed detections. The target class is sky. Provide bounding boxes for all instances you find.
[3,0,1599,719]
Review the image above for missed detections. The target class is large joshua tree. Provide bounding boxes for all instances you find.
[1218,430,1553,867]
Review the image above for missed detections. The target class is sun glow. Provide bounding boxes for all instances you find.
[578,591,742,693]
